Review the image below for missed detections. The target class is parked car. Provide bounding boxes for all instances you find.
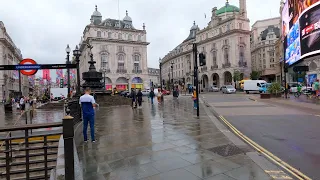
[209,85,219,92]
[141,89,150,96]
[221,85,236,94]
[259,83,271,93]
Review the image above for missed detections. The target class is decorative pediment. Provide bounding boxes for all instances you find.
[221,44,230,50]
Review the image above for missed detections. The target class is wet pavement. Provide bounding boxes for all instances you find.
[77,96,273,180]
[203,93,320,179]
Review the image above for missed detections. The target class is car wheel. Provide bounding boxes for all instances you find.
[259,91,262,93]
[246,91,249,94]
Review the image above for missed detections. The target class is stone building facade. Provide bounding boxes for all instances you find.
[0,21,29,100]
[79,6,150,91]
[250,17,281,82]
[161,0,251,90]
[148,68,160,88]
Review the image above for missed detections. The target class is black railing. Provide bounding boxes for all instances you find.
[211,64,218,70]
[238,61,247,67]
[116,69,127,74]
[66,99,81,125]
[0,114,75,180]
[222,62,231,68]
[132,70,142,74]
[201,66,207,72]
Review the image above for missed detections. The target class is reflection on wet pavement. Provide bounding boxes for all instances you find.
[77,96,273,180]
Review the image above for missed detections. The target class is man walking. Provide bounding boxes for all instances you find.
[149,88,155,105]
[79,87,97,143]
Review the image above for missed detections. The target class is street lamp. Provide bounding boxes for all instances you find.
[159,58,163,90]
[100,68,107,90]
[171,61,175,90]
[73,45,82,97]
[65,44,71,99]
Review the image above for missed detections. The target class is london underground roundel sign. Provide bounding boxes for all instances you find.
[20,58,38,76]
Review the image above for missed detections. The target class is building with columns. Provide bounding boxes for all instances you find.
[79,6,151,91]
[250,17,281,82]
[161,0,251,90]
[0,21,30,100]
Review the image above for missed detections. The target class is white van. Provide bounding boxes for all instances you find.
[244,80,267,94]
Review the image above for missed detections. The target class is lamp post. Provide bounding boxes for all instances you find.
[171,61,174,90]
[159,58,163,90]
[73,45,82,97]
[101,68,107,90]
[193,43,200,117]
[65,44,71,99]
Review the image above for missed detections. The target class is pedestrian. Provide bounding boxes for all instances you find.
[79,87,98,143]
[149,88,155,105]
[20,96,25,113]
[131,89,137,108]
[137,89,143,108]
[157,88,162,104]
[192,88,197,109]
[173,86,179,100]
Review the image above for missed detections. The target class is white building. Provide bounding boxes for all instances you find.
[147,68,160,88]
[79,6,151,91]
[251,17,281,81]
[161,0,251,90]
[0,21,29,100]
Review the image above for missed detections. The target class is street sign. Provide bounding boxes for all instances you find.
[293,66,309,72]
[20,58,38,76]
[0,64,76,71]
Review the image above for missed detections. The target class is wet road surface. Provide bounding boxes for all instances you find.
[203,93,320,179]
[77,96,273,180]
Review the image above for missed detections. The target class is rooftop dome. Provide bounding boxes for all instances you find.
[92,5,102,16]
[216,1,240,15]
[123,10,132,22]
[190,21,198,30]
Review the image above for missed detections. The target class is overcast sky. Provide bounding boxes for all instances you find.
[0,0,281,70]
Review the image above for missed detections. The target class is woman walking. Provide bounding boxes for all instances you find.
[157,88,162,104]
[192,88,197,109]
[137,89,143,108]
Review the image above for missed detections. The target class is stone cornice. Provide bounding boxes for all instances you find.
[90,37,150,46]
[85,25,146,34]
[251,43,275,53]
[0,38,22,60]
[162,49,192,64]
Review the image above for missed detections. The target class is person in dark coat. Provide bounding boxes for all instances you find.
[131,89,137,108]
[137,89,143,108]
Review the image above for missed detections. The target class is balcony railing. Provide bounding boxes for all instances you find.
[132,70,142,74]
[211,64,218,70]
[222,62,231,68]
[116,69,127,74]
[238,61,247,67]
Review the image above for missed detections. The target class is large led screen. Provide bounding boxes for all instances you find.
[283,0,320,66]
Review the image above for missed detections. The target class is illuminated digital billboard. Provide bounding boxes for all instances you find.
[282,0,320,66]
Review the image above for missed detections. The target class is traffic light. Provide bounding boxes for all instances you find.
[199,53,206,66]
[60,78,64,88]
[284,63,289,73]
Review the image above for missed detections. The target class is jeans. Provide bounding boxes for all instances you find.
[83,115,95,141]
[150,97,154,104]
[193,100,198,109]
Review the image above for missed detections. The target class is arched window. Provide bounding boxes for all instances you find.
[101,54,108,69]
[108,32,112,38]
[134,54,140,72]
[138,35,142,41]
[224,48,229,64]
[128,34,132,40]
[118,33,122,39]
[118,54,125,70]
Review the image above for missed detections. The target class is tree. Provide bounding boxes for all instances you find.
[250,71,260,80]
[233,71,241,89]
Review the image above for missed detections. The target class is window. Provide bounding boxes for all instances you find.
[134,55,140,71]
[108,32,112,38]
[118,33,122,39]
[182,70,184,75]
[97,31,101,37]
[128,34,132,40]
[224,48,229,63]
[224,39,229,45]
[239,37,244,43]
[138,35,142,41]
[118,54,125,70]
[227,24,230,31]
[239,46,245,63]
[212,51,217,65]
[219,28,222,34]
[212,43,216,49]
[101,54,108,69]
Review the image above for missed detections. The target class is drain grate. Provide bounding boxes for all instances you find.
[207,144,245,157]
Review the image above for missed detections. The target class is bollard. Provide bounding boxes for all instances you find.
[63,115,74,180]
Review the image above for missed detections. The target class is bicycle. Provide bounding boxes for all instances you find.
[294,91,301,98]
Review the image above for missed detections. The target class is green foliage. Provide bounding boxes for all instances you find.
[250,71,260,80]
[267,82,282,94]
[233,71,241,82]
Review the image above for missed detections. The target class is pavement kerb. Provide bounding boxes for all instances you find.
[200,96,311,180]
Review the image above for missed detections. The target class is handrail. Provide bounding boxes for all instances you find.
[0,122,62,133]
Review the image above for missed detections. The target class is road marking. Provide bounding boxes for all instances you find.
[219,115,311,180]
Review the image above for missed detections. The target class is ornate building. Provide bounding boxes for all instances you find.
[0,21,29,100]
[161,0,251,90]
[148,68,160,87]
[79,6,150,91]
[250,17,281,82]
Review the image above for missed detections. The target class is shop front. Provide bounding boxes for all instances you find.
[105,77,113,90]
[132,77,143,90]
[115,77,129,91]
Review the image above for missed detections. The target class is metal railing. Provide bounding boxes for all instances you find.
[0,113,75,180]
